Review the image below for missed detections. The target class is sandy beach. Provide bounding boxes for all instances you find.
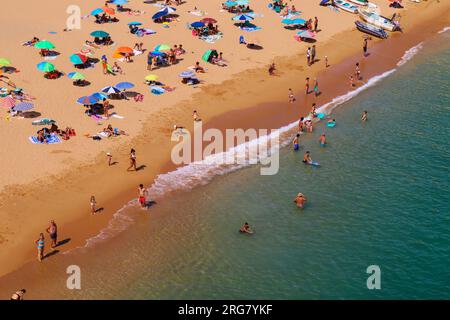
[0,0,449,296]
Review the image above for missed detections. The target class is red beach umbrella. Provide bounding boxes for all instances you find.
[201,18,217,24]
[1,95,16,108]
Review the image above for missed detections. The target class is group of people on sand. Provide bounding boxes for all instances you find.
[147,44,185,71]
[34,220,58,262]
[192,23,221,38]
[93,13,119,24]
[35,124,76,143]
[222,3,253,14]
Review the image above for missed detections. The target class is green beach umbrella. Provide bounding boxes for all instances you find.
[36,61,55,72]
[202,50,213,62]
[34,40,55,49]
[90,30,109,38]
[67,72,85,80]
[154,44,171,52]
[0,58,11,67]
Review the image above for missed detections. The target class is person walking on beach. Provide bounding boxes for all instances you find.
[305,77,310,94]
[11,289,26,300]
[350,75,355,87]
[314,17,319,32]
[325,56,329,68]
[268,62,276,75]
[363,38,369,57]
[107,152,113,166]
[361,111,368,121]
[355,62,361,80]
[288,88,296,103]
[90,196,97,214]
[306,47,311,66]
[127,148,137,171]
[35,233,45,262]
[298,117,305,133]
[311,45,316,64]
[103,98,110,118]
[138,184,148,208]
[46,220,58,248]
[313,79,319,97]
[294,193,307,209]
[101,55,108,75]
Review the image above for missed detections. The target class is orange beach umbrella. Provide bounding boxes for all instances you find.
[116,46,133,54]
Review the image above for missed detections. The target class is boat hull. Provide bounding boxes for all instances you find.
[355,21,388,39]
[333,0,359,13]
[358,9,396,31]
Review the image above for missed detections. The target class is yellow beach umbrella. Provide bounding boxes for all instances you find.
[145,74,158,81]
[0,58,11,67]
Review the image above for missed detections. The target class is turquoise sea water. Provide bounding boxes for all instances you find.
[14,37,449,300]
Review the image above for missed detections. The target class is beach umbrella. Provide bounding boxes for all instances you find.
[281,19,295,25]
[36,62,55,72]
[117,46,133,54]
[179,70,195,78]
[202,50,215,62]
[32,118,56,126]
[297,30,315,39]
[0,58,11,67]
[34,40,55,50]
[200,18,218,24]
[236,0,249,5]
[67,72,85,80]
[102,86,121,94]
[191,21,205,28]
[116,82,135,90]
[90,30,109,38]
[91,92,108,100]
[292,18,307,25]
[77,95,99,105]
[13,102,34,111]
[90,8,104,16]
[128,21,142,26]
[152,7,176,20]
[154,44,171,52]
[144,74,158,81]
[149,51,166,57]
[112,0,128,5]
[1,95,15,108]
[232,14,254,21]
[224,1,238,7]
[69,53,88,65]
[103,7,115,15]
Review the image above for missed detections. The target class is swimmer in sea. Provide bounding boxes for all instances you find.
[294,193,307,209]
[302,151,312,164]
[361,111,368,122]
[240,222,254,234]
[319,133,326,146]
[293,134,300,151]
[328,118,336,125]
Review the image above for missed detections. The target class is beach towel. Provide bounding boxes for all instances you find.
[200,34,223,43]
[150,86,165,95]
[241,26,262,32]
[111,114,124,119]
[189,10,206,17]
[29,134,61,144]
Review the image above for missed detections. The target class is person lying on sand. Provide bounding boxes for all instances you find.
[194,61,205,73]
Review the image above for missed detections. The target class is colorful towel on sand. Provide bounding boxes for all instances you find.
[241,26,262,32]
[200,34,223,43]
[29,134,61,144]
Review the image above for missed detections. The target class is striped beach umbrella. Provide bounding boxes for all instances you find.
[1,95,16,108]
[102,86,121,94]
[232,14,254,21]
[116,82,135,90]
[69,53,88,65]
[34,40,55,50]
[152,7,176,20]
[67,72,85,80]
[36,62,55,72]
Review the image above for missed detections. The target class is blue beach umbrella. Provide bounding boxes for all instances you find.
[224,1,238,7]
[112,0,128,5]
[292,18,307,25]
[13,102,34,111]
[101,86,121,94]
[116,82,135,90]
[91,92,108,100]
[150,51,166,57]
[281,19,295,25]
[36,61,55,72]
[90,30,109,38]
[128,21,142,26]
[179,70,195,78]
[191,21,205,28]
[91,8,104,16]
[236,0,249,5]
[77,95,99,105]
[232,14,254,21]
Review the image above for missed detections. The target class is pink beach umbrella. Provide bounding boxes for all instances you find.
[1,95,16,108]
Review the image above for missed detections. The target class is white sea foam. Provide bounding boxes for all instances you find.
[397,42,423,66]
[437,26,450,34]
[77,42,425,249]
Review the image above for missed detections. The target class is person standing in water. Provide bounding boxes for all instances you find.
[293,133,300,151]
[294,193,307,209]
[361,111,368,121]
[313,79,319,97]
[319,133,326,146]
[46,220,58,248]
[35,233,45,262]
[138,184,148,208]
[288,88,296,103]
[298,117,305,133]
[127,148,137,171]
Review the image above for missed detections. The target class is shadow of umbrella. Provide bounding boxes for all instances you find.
[247,44,263,50]
[22,111,41,118]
